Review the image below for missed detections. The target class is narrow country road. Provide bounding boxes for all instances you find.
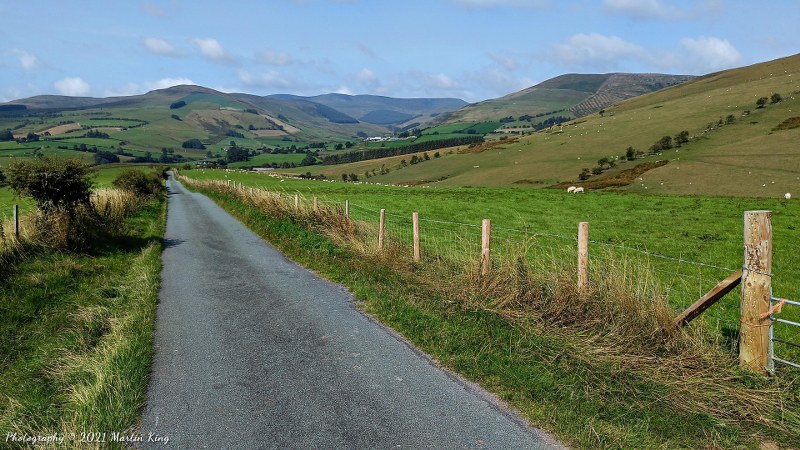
[141,174,561,449]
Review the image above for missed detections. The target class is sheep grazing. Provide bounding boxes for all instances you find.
[574,187,585,193]
[567,186,577,193]
[785,193,791,200]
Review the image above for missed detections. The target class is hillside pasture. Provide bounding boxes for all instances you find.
[318,54,800,197]
[253,129,288,137]
[227,152,306,169]
[41,122,82,136]
[81,118,147,128]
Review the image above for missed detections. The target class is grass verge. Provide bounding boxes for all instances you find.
[185,178,800,449]
[0,196,165,449]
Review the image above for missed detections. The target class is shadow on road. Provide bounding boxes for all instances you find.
[162,238,185,249]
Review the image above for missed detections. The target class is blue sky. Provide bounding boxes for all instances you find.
[1,0,797,102]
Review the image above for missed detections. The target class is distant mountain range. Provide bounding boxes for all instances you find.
[2,87,468,139]
[269,93,467,128]
[1,71,697,142]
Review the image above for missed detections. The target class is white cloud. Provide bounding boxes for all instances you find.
[451,0,548,9]
[604,0,721,20]
[53,77,91,96]
[354,68,383,93]
[426,73,460,90]
[258,50,293,66]
[143,37,182,57]
[142,2,167,17]
[191,38,234,63]
[104,77,195,97]
[146,77,195,90]
[335,85,353,95]
[12,50,43,70]
[0,86,26,103]
[357,42,380,61]
[237,70,292,90]
[603,0,682,20]
[104,83,141,97]
[676,36,742,72]
[551,33,644,70]
[356,68,377,84]
[467,68,534,97]
[488,52,518,70]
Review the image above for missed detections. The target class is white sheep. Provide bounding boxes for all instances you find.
[567,186,577,193]
[785,193,791,200]
[574,187,585,193]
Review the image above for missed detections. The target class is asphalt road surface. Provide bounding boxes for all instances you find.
[141,174,561,449]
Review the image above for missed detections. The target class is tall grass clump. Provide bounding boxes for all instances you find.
[178,173,800,446]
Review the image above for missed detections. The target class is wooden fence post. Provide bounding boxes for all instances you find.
[14,204,19,239]
[578,222,589,293]
[345,200,350,220]
[378,209,386,251]
[740,210,772,373]
[481,219,491,276]
[294,194,300,209]
[313,197,318,212]
[412,212,420,262]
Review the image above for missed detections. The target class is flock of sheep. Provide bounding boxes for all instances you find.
[566,186,791,199]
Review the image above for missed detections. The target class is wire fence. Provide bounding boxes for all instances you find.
[209,178,800,373]
[347,196,745,331]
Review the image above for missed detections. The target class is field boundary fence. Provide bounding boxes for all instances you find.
[202,178,798,375]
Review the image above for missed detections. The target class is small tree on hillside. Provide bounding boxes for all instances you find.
[675,130,690,145]
[756,97,768,108]
[771,93,782,104]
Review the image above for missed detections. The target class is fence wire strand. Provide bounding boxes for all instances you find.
[223,184,800,366]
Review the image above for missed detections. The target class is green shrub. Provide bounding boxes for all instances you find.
[6,157,93,213]
[112,170,163,198]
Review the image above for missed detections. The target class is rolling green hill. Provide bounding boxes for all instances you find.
[288,54,800,198]
[0,86,470,168]
[443,73,695,126]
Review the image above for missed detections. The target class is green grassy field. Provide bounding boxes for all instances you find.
[81,119,146,128]
[182,168,800,361]
[207,136,263,152]
[226,152,306,168]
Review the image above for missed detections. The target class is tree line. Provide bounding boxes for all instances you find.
[320,135,483,165]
